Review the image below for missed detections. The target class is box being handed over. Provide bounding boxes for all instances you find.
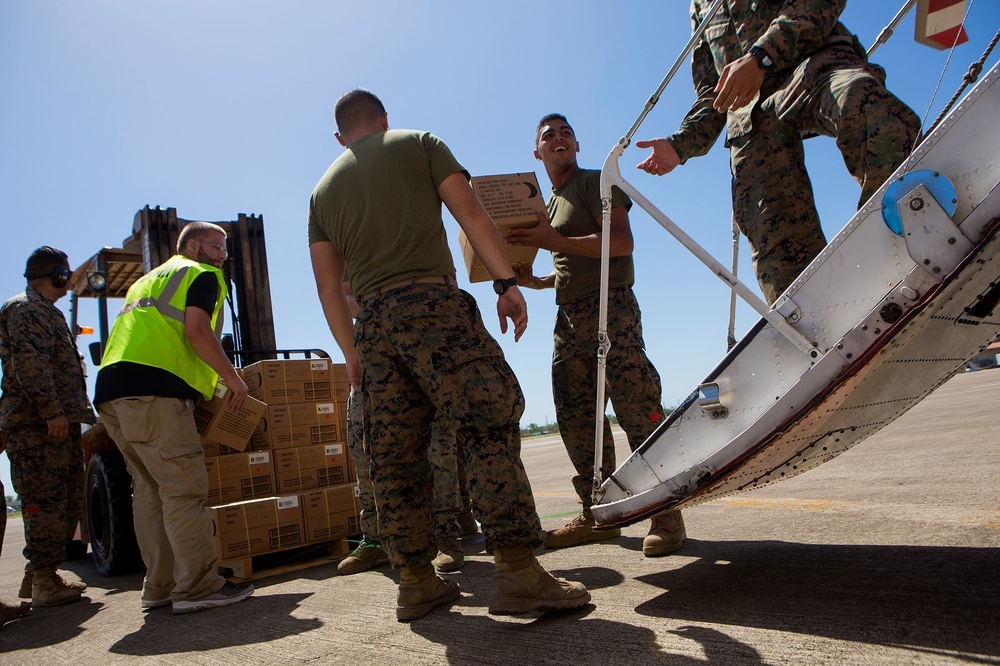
[459,172,543,283]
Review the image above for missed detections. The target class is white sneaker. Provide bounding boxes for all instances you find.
[172,582,254,614]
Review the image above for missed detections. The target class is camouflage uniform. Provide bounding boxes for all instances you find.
[355,283,541,568]
[346,388,379,541]
[348,389,468,544]
[554,288,663,507]
[1,478,7,558]
[428,420,469,541]
[0,286,96,572]
[670,0,921,303]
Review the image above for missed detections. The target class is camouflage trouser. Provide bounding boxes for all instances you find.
[5,422,84,571]
[1,479,7,559]
[347,390,469,543]
[355,283,541,568]
[553,288,664,508]
[732,48,921,304]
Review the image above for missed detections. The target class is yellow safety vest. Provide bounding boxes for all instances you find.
[101,254,227,400]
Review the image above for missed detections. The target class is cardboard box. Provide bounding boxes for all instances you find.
[194,381,267,451]
[330,363,351,403]
[459,172,544,283]
[201,433,270,458]
[244,359,334,405]
[210,495,304,559]
[250,400,342,449]
[274,443,350,494]
[204,451,275,506]
[252,420,341,450]
[301,484,362,543]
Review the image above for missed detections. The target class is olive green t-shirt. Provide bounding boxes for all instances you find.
[308,130,466,297]
[549,168,634,305]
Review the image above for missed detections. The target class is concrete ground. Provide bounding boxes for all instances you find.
[1,369,998,665]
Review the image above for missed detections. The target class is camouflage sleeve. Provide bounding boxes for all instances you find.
[667,3,727,164]
[754,0,847,71]
[6,305,64,421]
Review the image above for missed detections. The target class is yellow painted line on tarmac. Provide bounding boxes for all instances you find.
[713,497,836,511]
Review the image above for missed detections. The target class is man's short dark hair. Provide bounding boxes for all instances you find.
[536,113,572,145]
[335,89,386,134]
[24,246,69,280]
[177,221,227,253]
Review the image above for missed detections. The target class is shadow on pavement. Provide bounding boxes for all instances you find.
[635,539,1000,658]
[108,593,321,656]
[0,597,103,651]
[409,604,766,664]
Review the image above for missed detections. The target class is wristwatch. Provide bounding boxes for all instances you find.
[493,276,518,295]
[748,45,774,71]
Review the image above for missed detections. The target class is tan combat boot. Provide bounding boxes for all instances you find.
[396,562,461,621]
[0,599,31,628]
[542,507,620,549]
[32,569,83,607]
[338,538,389,575]
[21,570,86,599]
[490,542,591,615]
[18,571,32,599]
[642,509,686,557]
[456,510,479,536]
[432,537,465,572]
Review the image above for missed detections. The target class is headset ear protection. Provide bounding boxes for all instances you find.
[24,264,72,288]
[51,266,72,288]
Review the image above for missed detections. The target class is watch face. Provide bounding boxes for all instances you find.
[493,281,503,294]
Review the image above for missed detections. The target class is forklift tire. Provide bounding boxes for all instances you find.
[87,451,143,576]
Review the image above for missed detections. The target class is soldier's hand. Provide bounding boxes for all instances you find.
[507,211,562,252]
[227,375,250,413]
[635,139,681,176]
[47,415,70,440]
[513,263,542,290]
[497,288,528,342]
[346,354,362,390]
[714,54,765,112]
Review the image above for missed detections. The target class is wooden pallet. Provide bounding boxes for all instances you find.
[217,537,351,582]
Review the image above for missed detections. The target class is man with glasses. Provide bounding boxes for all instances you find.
[1,246,95,608]
[94,222,255,614]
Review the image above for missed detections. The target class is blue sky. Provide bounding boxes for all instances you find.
[2,0,998,494]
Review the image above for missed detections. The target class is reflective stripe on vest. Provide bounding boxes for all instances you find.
[119,265,225,336]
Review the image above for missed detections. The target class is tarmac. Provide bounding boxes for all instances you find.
[1,368,998,665]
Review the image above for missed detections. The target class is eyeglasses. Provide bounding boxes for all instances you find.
[200,240,228,256]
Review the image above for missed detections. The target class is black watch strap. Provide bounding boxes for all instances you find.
[493,276,518,295]
[748,45,774,70]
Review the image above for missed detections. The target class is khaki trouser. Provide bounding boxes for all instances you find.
[98,397,224,603]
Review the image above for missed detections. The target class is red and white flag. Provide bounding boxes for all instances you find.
[915,0,970,50]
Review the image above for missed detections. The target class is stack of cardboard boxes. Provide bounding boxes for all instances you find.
[196,359,360,562]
